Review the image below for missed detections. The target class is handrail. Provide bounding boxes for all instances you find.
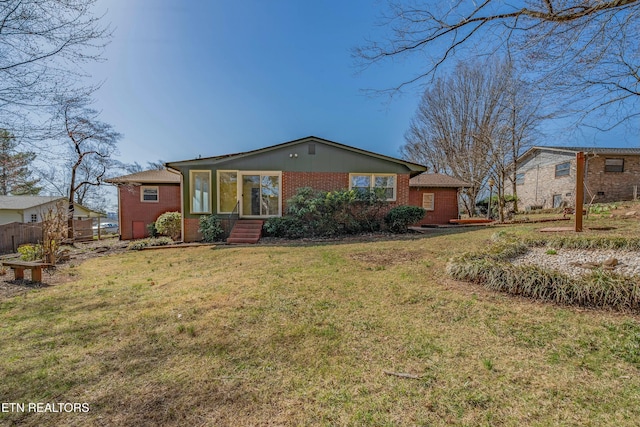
[227,200,240,238]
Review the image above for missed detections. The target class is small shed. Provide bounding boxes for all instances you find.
[409,173,470,225]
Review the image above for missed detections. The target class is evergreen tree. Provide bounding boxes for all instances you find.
[0,129,41,195]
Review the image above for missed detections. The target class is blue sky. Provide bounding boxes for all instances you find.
[88,0,638,169]
[89,0,420,165]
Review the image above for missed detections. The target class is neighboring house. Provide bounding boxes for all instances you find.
[166,136,428,242]
[106,169,181,240]
[409,173,470,225]
[0,196,98,225]
[514,146,640,210]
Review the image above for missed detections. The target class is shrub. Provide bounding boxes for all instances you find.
[149,237,173,246]
[127,237,174,250]
[198,215,224,242]
[384,205,426,233]
[263,216,308,238]
[128,239,150,250]
[18,244,44,261]
[146,222,158,238]
[264,187,388,238]
[155,211,181,241]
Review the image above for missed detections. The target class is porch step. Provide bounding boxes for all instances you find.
[227,220,264,244]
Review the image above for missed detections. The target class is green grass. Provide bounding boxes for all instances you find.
[1,224,640,426]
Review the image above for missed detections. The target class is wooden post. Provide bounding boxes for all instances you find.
[575,152,585,232]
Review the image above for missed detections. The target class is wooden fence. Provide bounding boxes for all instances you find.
[0,222,43,255]
[0,219,95,254]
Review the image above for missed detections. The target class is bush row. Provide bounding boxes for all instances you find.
[448,238,640,312]
[263,187,425,238]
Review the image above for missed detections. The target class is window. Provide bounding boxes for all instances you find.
[552,194,563,208]
[349,173,397,201]
[30,214,37,223]
[605,158,624,173]
[555,162,570,178]
[422,193,435,211]
[190,170,211,214]
[515,173,525,185]
[140,186,159,202]
[218,171,238,213]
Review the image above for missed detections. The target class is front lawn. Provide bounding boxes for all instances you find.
[1,223,639,426]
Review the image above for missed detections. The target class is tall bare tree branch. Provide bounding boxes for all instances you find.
[356,0,639,126]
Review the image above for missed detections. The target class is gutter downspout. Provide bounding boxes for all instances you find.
[165,165,184,242]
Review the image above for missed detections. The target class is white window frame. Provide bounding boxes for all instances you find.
[140,185,159,203]
[238,171,282,218]
[555,162,570,178]
[217,170,239,214]
[515,173,525,185]
[348,173,397,201]
[190,170,212,214]
[422,193,435,211]
[30,214,38,223]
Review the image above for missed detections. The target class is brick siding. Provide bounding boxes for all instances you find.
[184,217,202,242]
[118,184,181,240]
[515,154,640,210]
[282,172,410,211]
[585,156,640,202]
[409,187,460,225]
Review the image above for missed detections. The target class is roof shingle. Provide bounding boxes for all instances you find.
[410,173,470,188]
[106,169,181,184]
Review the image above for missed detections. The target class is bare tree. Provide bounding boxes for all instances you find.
[53,96,121,238]
[0,0,111,129]
[403,58,541,217]
[403,60,506,215]
[356,0,639,126]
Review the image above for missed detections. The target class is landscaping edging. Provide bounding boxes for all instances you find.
[447,235,640,312]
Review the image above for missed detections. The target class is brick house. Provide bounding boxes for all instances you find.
[166,136,428,242]
[514,146,640,210]
[409,173,470,225]
[106,169,181,240]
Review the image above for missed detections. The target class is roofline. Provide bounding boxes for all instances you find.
[0,196,102,214]
[517,145,640,164]
[165,136,428,174]
[409,182,472,188]
[105,169,182,185]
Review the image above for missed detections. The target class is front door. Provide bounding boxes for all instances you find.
[240,173,281,217]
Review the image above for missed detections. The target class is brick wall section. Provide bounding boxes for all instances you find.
[184,218,202,242]
[281,172,410,211]
[118,184,181,240]
[585,155,640,202]
[409,187,459,225]
[516,154,640,210]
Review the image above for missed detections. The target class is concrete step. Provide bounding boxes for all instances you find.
[227,220,264,244]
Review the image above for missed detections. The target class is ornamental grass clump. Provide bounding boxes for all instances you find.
[448,239,640,312]
[525,236,640,251]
